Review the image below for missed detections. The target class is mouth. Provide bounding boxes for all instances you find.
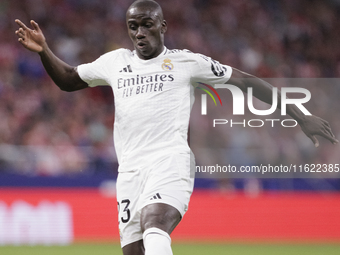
[137,41,147,49]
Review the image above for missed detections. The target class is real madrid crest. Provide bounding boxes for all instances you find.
[161,58,174,71]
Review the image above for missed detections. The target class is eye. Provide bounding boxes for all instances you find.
[145,23,153,28]
[129,24,137,30]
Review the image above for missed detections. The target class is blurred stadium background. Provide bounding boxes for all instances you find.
[1,0,340,254]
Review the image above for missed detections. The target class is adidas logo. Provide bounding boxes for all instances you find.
[119,65,132,73]
[150,193,162,200]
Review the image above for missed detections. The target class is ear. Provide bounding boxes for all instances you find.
[161,20,167,34]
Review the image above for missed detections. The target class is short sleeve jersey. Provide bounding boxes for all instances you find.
[78,47,232,170]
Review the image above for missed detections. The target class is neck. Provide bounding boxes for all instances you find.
[137,45,165,60]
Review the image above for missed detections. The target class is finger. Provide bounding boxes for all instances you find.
[325,127,336,139]
[318,119,337,140]
[319,118,332,129]
[18,38,27,47]
[16,28,25,37]
[323,124,334,135]
[319,118,328,124]
[321,125,338,142]
[30,20,41,32]
[317,131,339,145]
[323,124,333,134]
[309,135,319,148]
[321,125,334,138]
[15,19,29,30]
[326,130,335,139]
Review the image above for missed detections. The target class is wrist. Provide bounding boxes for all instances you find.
[38,41,49,54]
[286,104,310,125]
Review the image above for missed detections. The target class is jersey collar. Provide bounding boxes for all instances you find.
[133,46,168,62]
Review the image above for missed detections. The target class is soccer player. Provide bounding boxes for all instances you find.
[15,0,338,254]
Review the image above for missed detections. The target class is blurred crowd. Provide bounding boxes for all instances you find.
[0,0,339,179]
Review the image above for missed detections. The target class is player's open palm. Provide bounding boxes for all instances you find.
[15,19,46,53]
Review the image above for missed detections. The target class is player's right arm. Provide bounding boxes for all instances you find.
[15,19,88,92]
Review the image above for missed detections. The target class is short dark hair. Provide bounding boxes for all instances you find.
[127,0,164,21]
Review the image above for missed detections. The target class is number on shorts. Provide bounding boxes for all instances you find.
[118,199,131,223]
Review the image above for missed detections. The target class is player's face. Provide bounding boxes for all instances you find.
[126,7,167,60]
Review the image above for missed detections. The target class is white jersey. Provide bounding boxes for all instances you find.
[77,47,232,171]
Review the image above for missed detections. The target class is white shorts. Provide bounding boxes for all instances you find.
[116,152,195,248]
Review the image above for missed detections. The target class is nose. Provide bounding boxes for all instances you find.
[136,27,146,39]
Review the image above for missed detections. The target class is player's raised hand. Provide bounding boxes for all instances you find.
[15,19,46,53]
[299,115,338,147]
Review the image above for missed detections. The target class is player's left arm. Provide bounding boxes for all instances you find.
[228,67,338,147]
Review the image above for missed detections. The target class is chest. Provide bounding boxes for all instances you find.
[110,58,192,101]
